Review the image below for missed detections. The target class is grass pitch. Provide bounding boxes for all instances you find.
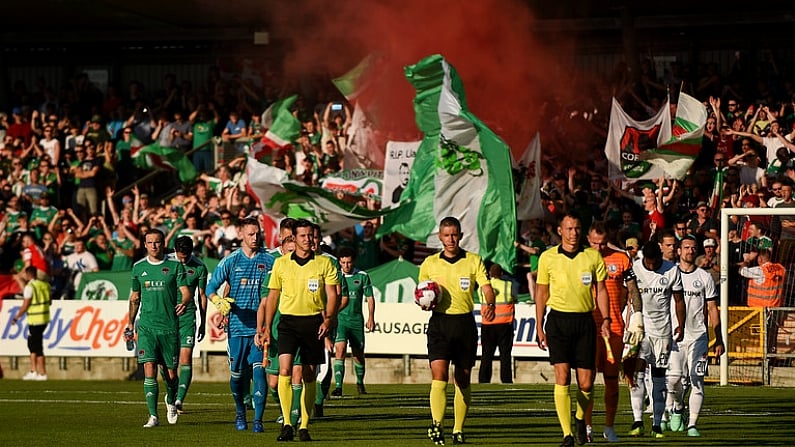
[0,380,792,446]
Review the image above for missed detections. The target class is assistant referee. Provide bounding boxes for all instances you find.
[258,219,339,442]
[535,212,610,447]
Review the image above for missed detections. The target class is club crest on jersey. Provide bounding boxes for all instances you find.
[608,264,618,273]
[581,272,592,286]
[459,277,471,291]
[257,264,265,271]
[694,279,703,289]
[308,279,319,292]
[161,267,170,275]
[240,278,248,286]
[354,279,361,286]
[659,277,669,286]
[187,268,195,276]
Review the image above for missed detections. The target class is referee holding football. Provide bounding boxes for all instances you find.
[535,213,611,447]
[258,219,339,442]
[419,216,495,446]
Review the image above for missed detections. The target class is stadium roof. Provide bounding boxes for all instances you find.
[3,1,793,45]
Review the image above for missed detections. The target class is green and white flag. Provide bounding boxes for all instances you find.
[245,157,382,235]
[254,95,302,163]
[131,139,197,183]
[377,54,516,273]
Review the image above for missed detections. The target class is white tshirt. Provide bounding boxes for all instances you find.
[677,266,717,342]
[633,258,683,338]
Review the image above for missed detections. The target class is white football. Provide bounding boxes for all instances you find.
[415,280,441,310]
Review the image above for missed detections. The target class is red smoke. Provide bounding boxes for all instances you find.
[268,0,576,156]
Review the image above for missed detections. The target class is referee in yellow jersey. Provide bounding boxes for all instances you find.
[257,219,339,442]
[535,212,610,447]
[420,216,496,446]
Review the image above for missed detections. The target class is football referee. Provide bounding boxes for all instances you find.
[535,213,610,447]
[258,219,339,442]
[419,216,495,446]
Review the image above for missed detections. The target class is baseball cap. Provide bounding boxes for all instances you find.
[625,237,639,250]
[696,201,708,208]
[90,114,102,123]
[12,107,22,115]
[703,238,717,248]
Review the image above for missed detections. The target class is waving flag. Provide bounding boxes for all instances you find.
[332,53,384,103]
[605,97,672,180]
[253,95,302,163]
[245,157,382,235]
[131,139,197,183]
[646,92,708,179]
[376,54,516,273]
[514,132,544,221]
[345,102,384,169]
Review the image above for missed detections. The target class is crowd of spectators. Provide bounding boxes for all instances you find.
[1,51,795,307]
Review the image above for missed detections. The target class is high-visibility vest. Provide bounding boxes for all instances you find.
[746,261,785,308]
[481,277,515,325]
[26,278,51,326]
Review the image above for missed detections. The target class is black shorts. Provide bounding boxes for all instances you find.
[427,312,477,369]
[28,324,47,356]
[278,314,324,365]
[545,309,596,369]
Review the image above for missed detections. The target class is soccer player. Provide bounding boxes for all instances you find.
[259,218,339,442]
[10,266,52,381]
[420,216,496,446]
[166,236,208,413]
[627,241,685,438]
[127,229,191,428]
[665,235,724,437]
[310,222,348,417]
[205,217,275,433]
[536,213,611,447]
[331,246,376,396]
[583,223,639,443]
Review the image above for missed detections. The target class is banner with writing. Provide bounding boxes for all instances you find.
[0,300,547,357]
[382,141,420,208]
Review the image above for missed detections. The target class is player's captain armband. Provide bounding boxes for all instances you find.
[623,268,636,282]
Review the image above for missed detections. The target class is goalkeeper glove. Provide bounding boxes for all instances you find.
[210,294,235,316]
[626,311,644,345]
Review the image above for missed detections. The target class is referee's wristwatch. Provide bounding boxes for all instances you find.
[602,317,612,323]
[487,302,496,308]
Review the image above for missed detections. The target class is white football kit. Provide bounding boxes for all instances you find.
[633,258,683,368]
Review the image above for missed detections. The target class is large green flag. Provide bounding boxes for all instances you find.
[377,54,516,273]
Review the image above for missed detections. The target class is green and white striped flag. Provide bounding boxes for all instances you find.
[245,157,382,235]
[131,139,197,183]
[377,54,516,273]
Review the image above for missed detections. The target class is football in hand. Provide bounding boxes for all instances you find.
[415,280,440,311]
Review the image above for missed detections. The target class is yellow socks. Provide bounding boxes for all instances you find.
[453,384,471,433]
[278,375,292,425]
[554,384,572,436]
[430,380,447,424]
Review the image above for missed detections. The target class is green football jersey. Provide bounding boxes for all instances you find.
[339,269,373,324]
[131,257,188,331]
[177,254,208,313]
